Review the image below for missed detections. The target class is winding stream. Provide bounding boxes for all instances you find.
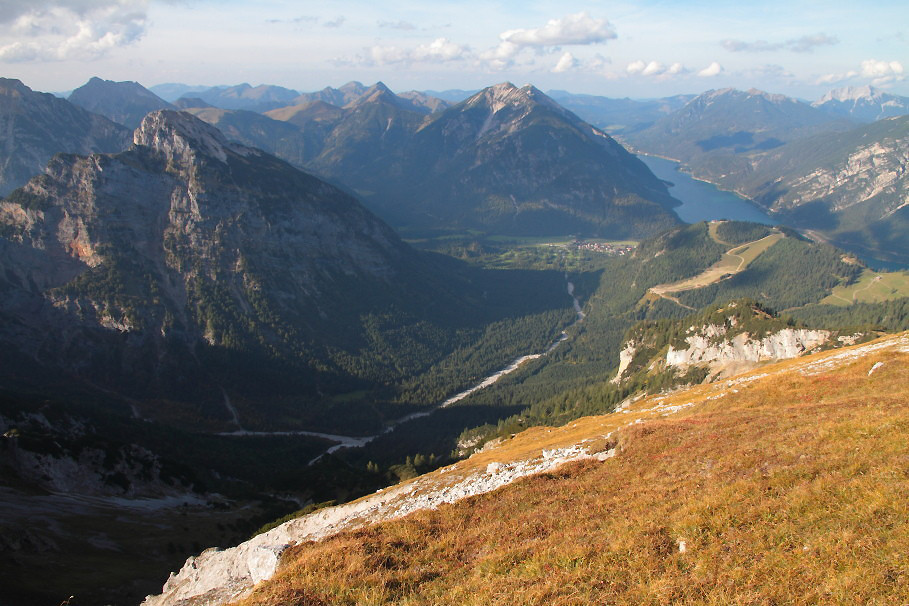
[219,275,586,463]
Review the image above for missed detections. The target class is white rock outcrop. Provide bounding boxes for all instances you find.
[666,328,831,368]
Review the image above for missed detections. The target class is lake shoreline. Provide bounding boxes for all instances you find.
[636,154,777,226]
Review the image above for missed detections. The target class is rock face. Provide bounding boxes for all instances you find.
[68,77,175,128]
[0,78,131,195]
[612,300,853,384]
[665,327,831,368]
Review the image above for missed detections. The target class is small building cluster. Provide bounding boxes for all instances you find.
[569,240,635,255]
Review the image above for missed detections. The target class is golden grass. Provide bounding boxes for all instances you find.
[236,336,909,605]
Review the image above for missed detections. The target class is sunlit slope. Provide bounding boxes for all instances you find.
[236,332,909,605]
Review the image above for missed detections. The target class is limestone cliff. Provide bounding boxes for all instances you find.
[612,300,862,384]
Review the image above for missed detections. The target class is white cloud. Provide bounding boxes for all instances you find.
[500,12,616,48]
[698,61,723,77]
[0,0,130,24]
[323,16,345,29]
[861,59,904,85]
[789,33,838,53]
[0,2,148,63]
[479,40,520,70]
[552,51,577,73]
[414,38,470,62]
[365,38,471,66]
[817,59,904,87]
[626,60,687,78]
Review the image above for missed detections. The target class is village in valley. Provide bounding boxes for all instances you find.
[564,239,636,255]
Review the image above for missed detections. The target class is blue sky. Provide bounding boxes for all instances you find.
[0,0,906,99]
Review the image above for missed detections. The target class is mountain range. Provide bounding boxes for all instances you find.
[1,73,908,605]
[183,81,682,238]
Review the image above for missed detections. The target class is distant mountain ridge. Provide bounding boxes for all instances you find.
[180,81,682,238]
[68,77,174,128]
[626,87,852,163]
[547,90,695,134]
[183,83,301,112]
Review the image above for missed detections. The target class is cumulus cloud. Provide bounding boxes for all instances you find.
[861,59,905,85]
[0,1,148,62]
[479,40,520,70]
[552,51,577,73]
[482,12,615,70]
[500,12,616,47]
[817,59,904,86]
[698,61,724,77]
[626,60,686,78]
[721,32,838,54]
[365,37,471,66]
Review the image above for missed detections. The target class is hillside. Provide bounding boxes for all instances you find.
[625,88,851,163]
[621,88,854,202]
[143,331,909,605]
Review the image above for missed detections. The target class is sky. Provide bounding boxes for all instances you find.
[0,0,906,100]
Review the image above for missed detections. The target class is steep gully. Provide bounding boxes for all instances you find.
[218,275,586,463]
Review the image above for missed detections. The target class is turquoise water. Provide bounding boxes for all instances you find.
[638,155,776,225]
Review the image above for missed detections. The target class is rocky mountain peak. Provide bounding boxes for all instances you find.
[817,85,877,104]
[134,109,246,164]
[348,81,398,107]
[465,82,565,115]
